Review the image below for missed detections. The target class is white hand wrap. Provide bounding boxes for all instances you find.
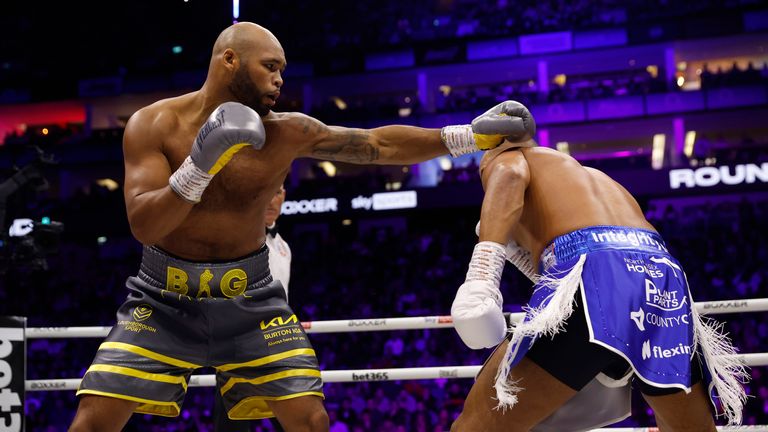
[451,241,508,349]
[504,241,537,282]
[169,156,214,204]
[440,125,477,157]
[475,221,537,282]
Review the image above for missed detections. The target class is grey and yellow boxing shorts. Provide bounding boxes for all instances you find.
[76,245,323,419]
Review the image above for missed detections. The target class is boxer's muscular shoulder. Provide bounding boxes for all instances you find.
[125,99,182,147]
[517,146,574,174]
[262,112,330,154]
[518,145,551,160]
[264,112,328,136]
[486,147,528,175]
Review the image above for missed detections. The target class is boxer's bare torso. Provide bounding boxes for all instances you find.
[481,146,656,269]
[123,92,443,261]
[125,93,292,260]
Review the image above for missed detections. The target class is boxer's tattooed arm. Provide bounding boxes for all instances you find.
[312,130,379,163]
[299,118,310,134]
[298,116,319,134]
[295,114,444,165]
[306,121,380,163]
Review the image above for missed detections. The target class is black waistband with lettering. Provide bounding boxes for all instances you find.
[138,245,272,298]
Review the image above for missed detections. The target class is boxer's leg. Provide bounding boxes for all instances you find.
[69,395,138,432]
[451,341,576,432]
[452,293,625,431]
[269,395,328,432]
[641,382,716,431]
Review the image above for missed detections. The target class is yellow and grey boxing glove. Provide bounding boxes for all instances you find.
[441,100,536,157]
[169,102,265,203]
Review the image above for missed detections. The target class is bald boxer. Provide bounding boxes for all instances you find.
[450,142,747,431]
[68,22,535,432]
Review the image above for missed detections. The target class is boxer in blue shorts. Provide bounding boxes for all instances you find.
[68,21,536,432]
[449,141,748,431]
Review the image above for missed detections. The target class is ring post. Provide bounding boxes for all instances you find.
[0,316,26,432]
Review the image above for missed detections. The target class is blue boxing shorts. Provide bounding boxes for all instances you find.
[76,245,324,419]
[492,226,746,428]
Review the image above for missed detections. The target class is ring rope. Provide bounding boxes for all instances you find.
[24,297,768,338]
[24,352,768,393]
[601,427,768,431]
[22,298,768,429]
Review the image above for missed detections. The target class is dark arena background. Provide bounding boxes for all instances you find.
[1,1,767,430]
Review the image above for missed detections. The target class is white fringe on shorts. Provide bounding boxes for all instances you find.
[691,302,748,425]
[493,254,587,410]
[492,256,748,425]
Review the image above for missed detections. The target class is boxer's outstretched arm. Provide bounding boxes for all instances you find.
[325,125,447,165]
[292,113,445,165]
[294,101,535,164]
[477,150,530,245]
[123,108,194,245]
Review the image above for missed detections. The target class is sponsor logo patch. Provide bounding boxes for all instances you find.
[645,279,687,312]
[132,304,153,322]
[641,339,691,360]
[630,306,689,332]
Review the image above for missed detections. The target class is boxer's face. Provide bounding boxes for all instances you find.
[229,40,286,116]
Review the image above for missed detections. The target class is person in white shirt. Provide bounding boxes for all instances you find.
[265,184,291,296]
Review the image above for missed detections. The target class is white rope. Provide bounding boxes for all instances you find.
[26,366,481,392]
[24,352,768,392]
[593,427,768,431]
[23,297,768,339]
[697,298,768,315]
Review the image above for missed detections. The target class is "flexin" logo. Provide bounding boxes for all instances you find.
[641,339,691,360]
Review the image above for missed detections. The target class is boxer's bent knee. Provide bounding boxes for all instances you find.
[451,412,473,432]
[69,395,137,432]
[276,406,328,432]
[451,411,530,432]
[272,396,328,431]
[451,411,493,432]
[307,409,330,432]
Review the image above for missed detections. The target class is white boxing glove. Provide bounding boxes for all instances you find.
[451,241,508,349]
